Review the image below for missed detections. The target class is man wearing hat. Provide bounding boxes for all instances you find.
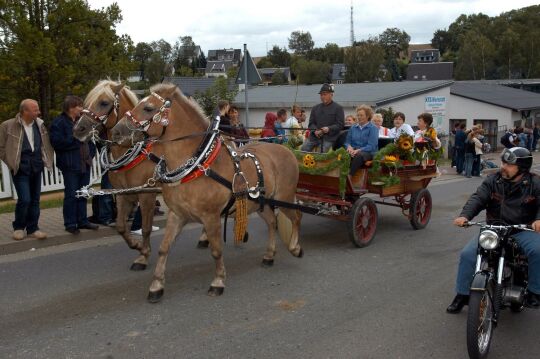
[301,83,344,152]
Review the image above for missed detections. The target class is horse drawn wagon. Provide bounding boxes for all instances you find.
[278,144,438,248]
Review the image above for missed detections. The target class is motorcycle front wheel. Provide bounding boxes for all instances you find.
[467,290,494,359]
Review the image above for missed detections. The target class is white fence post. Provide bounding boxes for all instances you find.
[0,149,102,200]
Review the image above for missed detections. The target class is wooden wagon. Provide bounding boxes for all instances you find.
[278,147,438,247]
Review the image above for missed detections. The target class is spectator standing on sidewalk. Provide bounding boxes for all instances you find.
[454,123,467,174]
[0,99,54,241]
[533,123,540,152]
[50,96,98,235]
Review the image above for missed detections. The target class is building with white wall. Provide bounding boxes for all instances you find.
[232,80,540,152]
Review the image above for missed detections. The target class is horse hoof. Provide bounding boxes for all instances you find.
[261,258,274,267]
[207,286,224,296]
[147,289,164,303]
[296,248,304,258]
[197,240,209,249]
[130,262,147,271]
[243,232,249,243]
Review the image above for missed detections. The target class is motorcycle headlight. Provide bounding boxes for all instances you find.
[479,230,499,250]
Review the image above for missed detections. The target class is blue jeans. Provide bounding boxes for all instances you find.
[12,171,42,234]
[455,230,540,295]
[464,153,474,177]
[301,136,334,153]
[455,147,465,174]
[62,170,91,229]
[97,172,114,223]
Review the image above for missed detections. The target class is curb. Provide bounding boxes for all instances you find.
[0,218,168,256]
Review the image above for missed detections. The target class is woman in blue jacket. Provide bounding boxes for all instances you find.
[344,105,379,175]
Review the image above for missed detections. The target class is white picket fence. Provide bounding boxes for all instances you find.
[0,151,103,199]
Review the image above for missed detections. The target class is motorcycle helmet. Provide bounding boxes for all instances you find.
[501,147,533,172]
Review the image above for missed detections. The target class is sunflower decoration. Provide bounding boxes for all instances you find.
[424,127,437,141]
[302,154,316,168]
[383,155,398,163]
[396,133,414,152]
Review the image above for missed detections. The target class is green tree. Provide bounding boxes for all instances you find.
[267,45,291,67]
[288,31,314,55]
[145,52,167,84]
[455,31,495,80]
[498,28,521,79]
[0,0,132,121]
[307,43,344,64]
[291,57,330,84]
[193,77,238,117]
[256,57,273,69]
[150,39,172,63]
[378,28,410,59]
[344,40,385,82]
[270,70,287,85]
[134,42,153,80]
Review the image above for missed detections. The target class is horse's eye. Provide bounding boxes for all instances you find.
[100,100,109,107]
[144,106,154,112]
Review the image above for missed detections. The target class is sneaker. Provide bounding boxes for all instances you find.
[28,230,47,240]
[130,226,159,236]
[12,230,25,241]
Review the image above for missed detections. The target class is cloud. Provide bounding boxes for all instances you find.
[88,0,539,56]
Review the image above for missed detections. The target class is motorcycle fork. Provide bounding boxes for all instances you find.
[492,255,506,325]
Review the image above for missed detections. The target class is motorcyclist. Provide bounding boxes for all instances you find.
[447,146,540,313]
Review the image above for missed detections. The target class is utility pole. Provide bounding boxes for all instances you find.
[350,1,355,46]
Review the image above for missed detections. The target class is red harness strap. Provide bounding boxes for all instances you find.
[114,142,154,172]
[181,139,222,184]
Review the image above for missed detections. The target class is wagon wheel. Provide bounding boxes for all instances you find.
[409,188,432,230]
[348,197,378,248]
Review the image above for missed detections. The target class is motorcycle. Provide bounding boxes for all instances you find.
[464,221,533,359]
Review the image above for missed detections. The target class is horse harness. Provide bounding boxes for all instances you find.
[80,92,120,144]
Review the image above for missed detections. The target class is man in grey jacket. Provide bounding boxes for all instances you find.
[301,83,344,152]
[0,99,54,240]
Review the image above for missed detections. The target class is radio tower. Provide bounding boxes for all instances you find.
[350,1,355,46]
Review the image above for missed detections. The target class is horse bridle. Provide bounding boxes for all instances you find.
[79,92,121,144]
[81,92,120,127]
[125,92,171,133]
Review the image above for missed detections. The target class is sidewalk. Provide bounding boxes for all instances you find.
[1,149,537,256]
[0,196,169,255]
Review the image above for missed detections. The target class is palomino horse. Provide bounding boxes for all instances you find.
[111,83,303,302]
[73,80,166,270]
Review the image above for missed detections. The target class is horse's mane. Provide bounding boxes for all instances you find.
[85,79,139,107]
[150,83,210,127]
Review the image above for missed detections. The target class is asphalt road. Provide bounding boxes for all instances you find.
[1,176,539,359]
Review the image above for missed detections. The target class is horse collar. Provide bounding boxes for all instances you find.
[111,141,155,173]
[180,139,222,184]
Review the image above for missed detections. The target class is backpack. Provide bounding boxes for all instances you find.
[500,132,512,148]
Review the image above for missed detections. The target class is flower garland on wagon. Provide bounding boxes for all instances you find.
[292,147,351,197]
[369,132,443,187]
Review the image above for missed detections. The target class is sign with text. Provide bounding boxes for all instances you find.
[425,96,446,132]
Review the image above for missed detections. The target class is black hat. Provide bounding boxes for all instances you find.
[501,147,533,172]
[318,83,334,94]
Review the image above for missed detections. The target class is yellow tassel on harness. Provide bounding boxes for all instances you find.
[234,196,248,244]
[232,172,249,244]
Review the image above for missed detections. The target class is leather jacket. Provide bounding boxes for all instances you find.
[460,171,540,225]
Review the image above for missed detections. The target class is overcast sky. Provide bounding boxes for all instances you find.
[88,0,538,57]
